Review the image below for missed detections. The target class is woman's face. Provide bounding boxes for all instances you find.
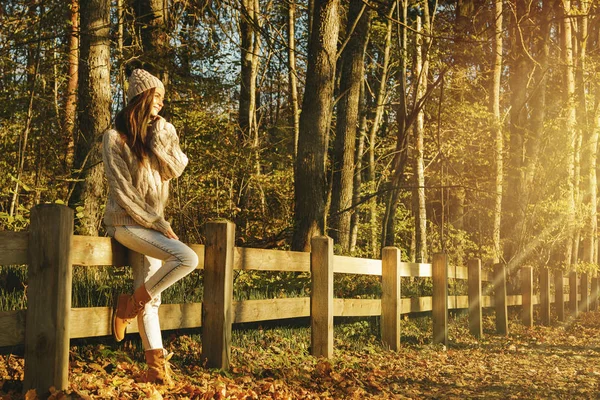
[150,90,164,117]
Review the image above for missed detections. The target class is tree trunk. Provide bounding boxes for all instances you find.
[292,0,340,251]
[578,4,595,265]
[523,0,551,264]
[134,0,170,85]
[72,0,111,236]
[239,0,259,144]
[350,92,367,253]
[63,0,79,177]
[561,0,577,267]
[236,0,263,233]
[491,0,503,264]
[381,0,408,251]
[503,0,530,264]
[364,2,395,258]
[287,0,300,158]
[330,0,370,252]
[413,3,430,263]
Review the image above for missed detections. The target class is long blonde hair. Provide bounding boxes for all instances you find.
[115,87,156,161]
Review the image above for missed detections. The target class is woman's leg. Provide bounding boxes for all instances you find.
[131,251,163,351]
[111,225,198,344]
[114,225,199,298]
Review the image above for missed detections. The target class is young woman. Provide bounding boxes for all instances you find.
[102,68,199,385]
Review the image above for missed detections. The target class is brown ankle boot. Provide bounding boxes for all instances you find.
[112,285,152,342]
[145,349,174,386]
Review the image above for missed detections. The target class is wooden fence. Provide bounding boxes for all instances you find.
[0,204,598,396]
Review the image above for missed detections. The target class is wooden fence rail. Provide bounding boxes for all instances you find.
[0,204,597,396]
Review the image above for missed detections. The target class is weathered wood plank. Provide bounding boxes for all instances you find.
[71,236,126,266]
[540,268,551,325]
[432,253,448,346]
[333,255,382,275]
[234,247,309,272]
[70,236,205,269]
[580,273,589,312]
[69,303,203,338]
[468,259,483,338]
[399,263,431,277]
[591,275,599,311]
[481,295,493,308]
[24,204,73,394]
[522,267,533,327]
[401,297,431,314]
[569,271,578,316]
[0,310,26,347]
[202,221,235,370]
[555,271,565,321]
[334,299,381,316]
[448,266,469,280]
[233,298,310,323]
[0,231,28,265]
[311,236,333,358]
[381,247,402,350]
[448,296,469,309]
[494,263,508,335]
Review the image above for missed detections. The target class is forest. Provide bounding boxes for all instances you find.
[4,0,600,399]
[1,0,599,274]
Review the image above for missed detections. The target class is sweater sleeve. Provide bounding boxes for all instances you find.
[102,130,172,234]
[149,117,189,181]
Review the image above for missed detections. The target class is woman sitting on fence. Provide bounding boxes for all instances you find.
[102,66,199,385]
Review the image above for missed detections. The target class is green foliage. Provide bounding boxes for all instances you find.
[233,271,310,301]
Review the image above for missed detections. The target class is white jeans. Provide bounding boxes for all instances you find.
[112,225,199,350]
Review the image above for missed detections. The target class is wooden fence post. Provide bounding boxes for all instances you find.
[202,220,235,369]
[467,259,482,338]
[381,247,401,350]
[569,271,578,316]
[311,236,334,358]
[24,204,73,395]
[555,270,565,322]
[494,263,508,335]
[580,272,589,312]
[432,253,448,346]
[540,268,551,326]
[591,274,598,311]
[521,266,533,327]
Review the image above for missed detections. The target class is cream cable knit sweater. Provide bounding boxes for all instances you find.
[102,117,188,235]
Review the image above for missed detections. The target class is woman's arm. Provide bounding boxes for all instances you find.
[149,117,189,180]
[102,130,172,234]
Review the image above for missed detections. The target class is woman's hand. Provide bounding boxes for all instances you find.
[164,225,179,240]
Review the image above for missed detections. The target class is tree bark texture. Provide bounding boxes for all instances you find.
[287,0,300,158]
[561,0,577,267]
[73,0,111,235]
[381,0,408,250]
[63,0,79,175]
[239,0,259,143]
[413,3,430,263]
[365,2,395,257]
[330,0,370,252]
[292,0,340,251]
[575,4,594,265]
[503,0,530,264]
[491,0,502,264]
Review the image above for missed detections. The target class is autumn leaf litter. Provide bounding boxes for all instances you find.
[2,312,600,399]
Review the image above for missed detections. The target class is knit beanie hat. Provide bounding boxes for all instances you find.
[127,69,165,102]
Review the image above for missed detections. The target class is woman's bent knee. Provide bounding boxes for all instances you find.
[183,248,199,270]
